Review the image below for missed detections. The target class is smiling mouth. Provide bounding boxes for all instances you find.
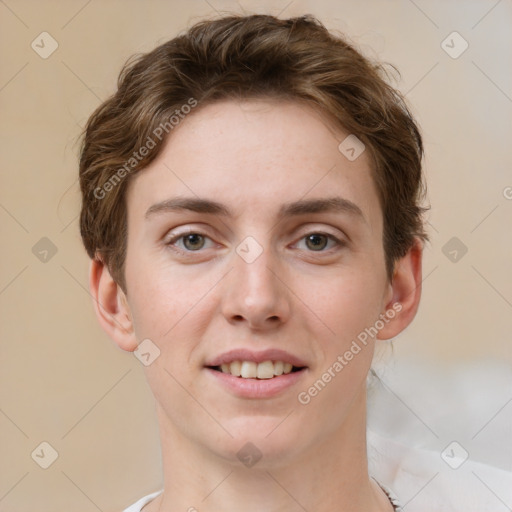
[207,360,306,379]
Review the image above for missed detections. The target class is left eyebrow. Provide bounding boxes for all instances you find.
[279,197,365,221]
[144,196,366,223]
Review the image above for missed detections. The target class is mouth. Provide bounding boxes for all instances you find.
[207,360,306,380]
[204,349,309,397]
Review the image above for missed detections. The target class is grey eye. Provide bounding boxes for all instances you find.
[305,234,329,251]
[181,233,206,251]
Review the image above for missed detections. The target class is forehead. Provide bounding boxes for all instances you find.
[126,99,381,233]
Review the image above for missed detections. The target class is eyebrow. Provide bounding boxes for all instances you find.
[145,196,366,222]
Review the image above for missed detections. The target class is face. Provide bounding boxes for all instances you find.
[118,99,401,465]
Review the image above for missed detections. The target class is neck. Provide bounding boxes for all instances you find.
[149,386,392,512]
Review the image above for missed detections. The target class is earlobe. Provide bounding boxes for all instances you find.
[89,258,138,352]
[377,238,423,341]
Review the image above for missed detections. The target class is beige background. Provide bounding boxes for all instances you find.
[1,0,511,510]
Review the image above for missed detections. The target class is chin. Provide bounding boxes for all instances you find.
[207,415,311,468]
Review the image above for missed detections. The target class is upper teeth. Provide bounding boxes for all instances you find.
[220,361,294,379]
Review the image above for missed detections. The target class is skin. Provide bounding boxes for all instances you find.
[90,99,423,512]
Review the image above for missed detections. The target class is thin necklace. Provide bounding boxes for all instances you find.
[150,479,403,511]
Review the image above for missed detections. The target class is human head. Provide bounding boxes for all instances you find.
[81,13,428,478]
[79,13,429,293]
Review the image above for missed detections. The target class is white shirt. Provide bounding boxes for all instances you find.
[122,490,162,512]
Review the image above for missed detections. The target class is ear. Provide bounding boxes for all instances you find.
[88,257,138,352]
[377,238,423,340]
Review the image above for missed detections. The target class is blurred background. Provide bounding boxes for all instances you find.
[1,0,511,510]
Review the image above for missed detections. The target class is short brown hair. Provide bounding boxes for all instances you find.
[79,13,429,293]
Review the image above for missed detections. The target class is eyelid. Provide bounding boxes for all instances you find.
[292,231,346,252]
[294,224,347,241]
[165,226,347,255]
[165,228,215,247]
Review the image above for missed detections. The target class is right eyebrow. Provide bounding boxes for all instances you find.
[145,197,231,219]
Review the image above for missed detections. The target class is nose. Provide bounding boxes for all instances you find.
[221,239,291,330]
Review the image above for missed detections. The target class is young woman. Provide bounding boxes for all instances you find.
[79,13,427,511]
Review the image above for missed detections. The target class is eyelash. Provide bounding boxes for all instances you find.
[165,230,345,255]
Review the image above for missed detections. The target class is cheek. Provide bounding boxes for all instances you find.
[125,250,188,334]
[296,275,381,426]
[126,259,217,365]
[129,281,191,342]
[301,270,385,347]
[127,279,174,339]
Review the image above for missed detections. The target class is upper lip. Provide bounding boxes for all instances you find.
[205,348,308,368]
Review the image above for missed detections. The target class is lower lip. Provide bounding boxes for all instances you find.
[205,367,307,398]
